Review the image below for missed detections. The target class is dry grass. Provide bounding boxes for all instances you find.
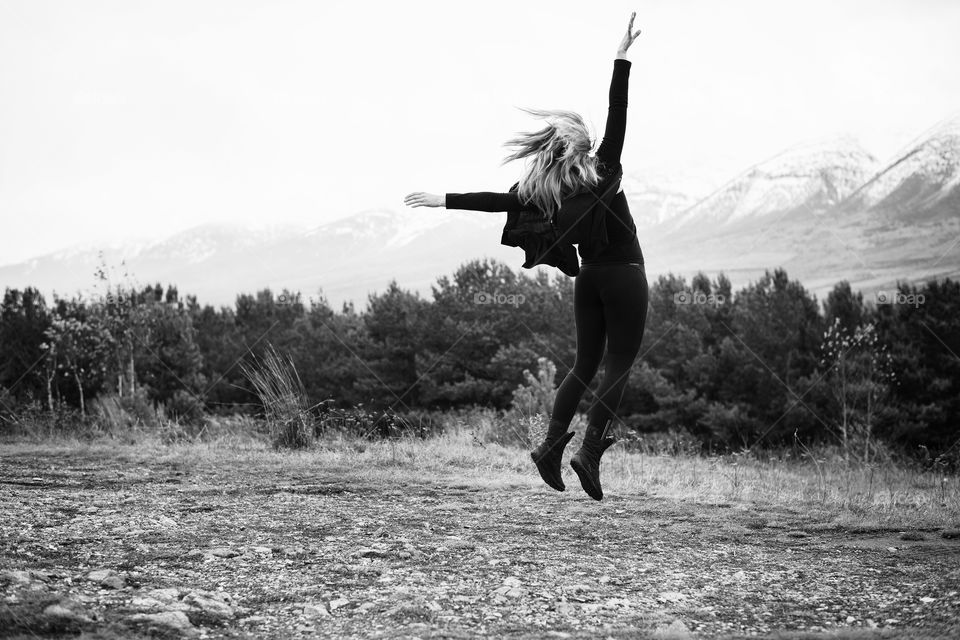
[601,446,960,528]
[6,420,958,530]
[238,344,314,449]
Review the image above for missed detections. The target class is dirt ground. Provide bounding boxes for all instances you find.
[1,444,959,639]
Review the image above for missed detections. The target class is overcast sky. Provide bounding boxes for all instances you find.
[2,0,959,265]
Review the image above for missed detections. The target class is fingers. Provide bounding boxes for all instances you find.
[624,11,640,44]
[403,192,430,207]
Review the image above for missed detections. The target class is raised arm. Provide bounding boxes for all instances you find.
[595,13,641,170]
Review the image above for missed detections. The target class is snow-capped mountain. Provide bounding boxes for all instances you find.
[842,116,960,221]
[667,137,880,231]
[639,128,959,302]
[2,119,958,310]
[0,209,518,311]
[143,222,306,264]
[621,171,705,230]
[304,207,502,251]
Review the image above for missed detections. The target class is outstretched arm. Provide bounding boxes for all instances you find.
[595,12,641,170]
[404,190,525,212]
[445,191,524,212]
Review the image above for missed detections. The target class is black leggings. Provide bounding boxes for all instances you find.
[551,262,649,431]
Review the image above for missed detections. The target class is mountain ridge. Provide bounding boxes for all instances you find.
[3,121,958,311]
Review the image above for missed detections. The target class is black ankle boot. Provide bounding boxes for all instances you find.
[530,422,575,492]
[570,422,616,500]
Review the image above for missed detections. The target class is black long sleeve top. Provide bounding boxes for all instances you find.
[445,58,644,266]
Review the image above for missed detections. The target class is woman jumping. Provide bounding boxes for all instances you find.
[404,13,647,501]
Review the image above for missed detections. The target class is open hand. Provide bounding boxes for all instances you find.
[618,12,641,54]
[404,192,445,208]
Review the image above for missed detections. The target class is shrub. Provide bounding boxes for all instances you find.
[165,389,205,426]
[499,357,561,447]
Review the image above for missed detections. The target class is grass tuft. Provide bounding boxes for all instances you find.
[239,343,314,450]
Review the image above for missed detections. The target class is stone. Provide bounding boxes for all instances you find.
[209,547,241,558]
[130,596,167,612]
[153,515,178,528]
[0,570,33,586]
[280,546,307,556]
[43,598,92,624]
[101,575,125,589]
[303,603,331,617]
[30,569,56,583]
[86,569,124,589]
[184,592,234,619]
[129,611,196,636]
[658,592,688,603]
[605,597,631,608]
[146,587,182,604]
[85,569,112,582]
[555,601,576,615]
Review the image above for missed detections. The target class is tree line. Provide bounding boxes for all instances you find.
[1,258,957,460]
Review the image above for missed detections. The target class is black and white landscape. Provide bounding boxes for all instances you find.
[4,3,960,639]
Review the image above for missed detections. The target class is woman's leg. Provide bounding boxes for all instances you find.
[550,269,607,426]
[571,264,649,500]
[531,269,607,491]
[586,264,649,429]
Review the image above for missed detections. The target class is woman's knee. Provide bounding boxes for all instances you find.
[570,358,601,383]
[602,349,640,375]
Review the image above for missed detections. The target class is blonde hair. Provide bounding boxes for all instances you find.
[501,107,602,219]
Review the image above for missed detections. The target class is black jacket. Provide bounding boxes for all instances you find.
[500,165,625,277]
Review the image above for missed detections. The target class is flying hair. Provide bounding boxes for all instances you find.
[500,107,602,219]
